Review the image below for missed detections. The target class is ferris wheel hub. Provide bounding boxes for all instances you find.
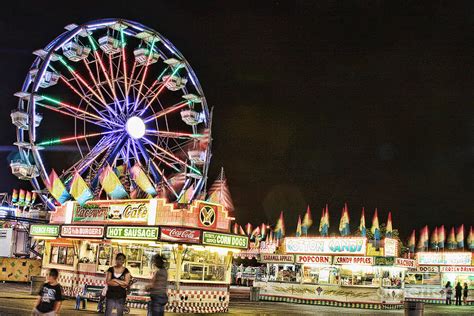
[126,116,146,139]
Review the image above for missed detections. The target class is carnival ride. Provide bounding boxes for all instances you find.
[11,18,212,210]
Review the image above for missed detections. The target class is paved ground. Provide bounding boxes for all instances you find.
[0,283,473,315]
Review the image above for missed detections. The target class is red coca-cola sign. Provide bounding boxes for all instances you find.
[160,227,200,244]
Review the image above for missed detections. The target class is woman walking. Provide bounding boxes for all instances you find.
[105,253,131,316]
[147,254,169,316]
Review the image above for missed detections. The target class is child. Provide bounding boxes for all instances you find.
[32,268,64,316]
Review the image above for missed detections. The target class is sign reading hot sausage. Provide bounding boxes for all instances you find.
[295,255,332,264]
[333,256,374,265]
[160,227,200,244]
[106,226,159,240]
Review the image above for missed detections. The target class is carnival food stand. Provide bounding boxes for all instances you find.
[254,237,413,309]
[404,251,473,305]
[30,198,248,313]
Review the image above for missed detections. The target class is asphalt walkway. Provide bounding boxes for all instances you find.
[0,282,472,315]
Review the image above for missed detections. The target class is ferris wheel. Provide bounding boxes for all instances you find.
[11,18,212,209]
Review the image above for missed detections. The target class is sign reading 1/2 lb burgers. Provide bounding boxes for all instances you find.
[106,226,159,240]
[202,231,248,249]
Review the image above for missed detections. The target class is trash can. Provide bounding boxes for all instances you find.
[30,275,46,295]
[404,301,424,316]
[250,287,260,301]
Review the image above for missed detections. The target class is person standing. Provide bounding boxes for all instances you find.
[105,253,131,316]
[32,269,64,316]
[445,281,453,305]
[146,254,169,316]
[455,282,463,305]
[463,283,469,305]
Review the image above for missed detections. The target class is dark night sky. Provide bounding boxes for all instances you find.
[0,1,473,239]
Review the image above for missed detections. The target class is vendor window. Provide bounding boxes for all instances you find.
[405,273,441,286]
[266,264,298,282]
[181,248,227,282]
[112,244,175,279]
[50,245,74,266]
[302,265,338,285]
[339,266,377,286]
[380,268,404,288]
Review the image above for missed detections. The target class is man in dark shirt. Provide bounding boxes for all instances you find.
[33,268,64,316]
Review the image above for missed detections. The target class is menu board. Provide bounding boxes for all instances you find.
[285,237,366,255]
[202,232,248,249]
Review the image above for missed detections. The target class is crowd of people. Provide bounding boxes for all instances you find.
[32,253,169,316]
[444,281,469,306]
[29,258,471,315]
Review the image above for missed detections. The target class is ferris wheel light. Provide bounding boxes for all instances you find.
[126,116,146,139]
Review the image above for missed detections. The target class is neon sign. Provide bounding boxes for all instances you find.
[285,237,367,255]
[417,252,471,266]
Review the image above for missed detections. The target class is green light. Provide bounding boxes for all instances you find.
[37,138,61,146]
[189,166,202,175]
[120,29,126,48]
[170,66,180,77]
[157,67,169,81]
[42,95,61,105]
[58,56,74,72]
[87,35,98,51]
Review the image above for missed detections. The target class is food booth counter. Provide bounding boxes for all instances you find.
[405,252,474,305]
[30,198,248,313]
[254,237,410,309]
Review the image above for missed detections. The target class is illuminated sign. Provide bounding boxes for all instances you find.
[296,255,332,264]
[261,254,295,264]
[333,256,374,265]
[106,226,159,240]
[107,203,148,222]
[416,266,438,273]
[60,225,104,238]
[259,241,277,254]
[73,203,149,223]
[160,227,200,244]
[197,203,218,229]
[374,256,395,266]
[417,252,472,266]
[439,266,474,273]
[394,258,416,268]
[384,238,399,257]
[285,237,367,255]
[73,205,108,222]
[202,232,248,249]
[30,225,59,237]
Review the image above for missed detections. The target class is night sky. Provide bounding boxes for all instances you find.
[1,1,473,239]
